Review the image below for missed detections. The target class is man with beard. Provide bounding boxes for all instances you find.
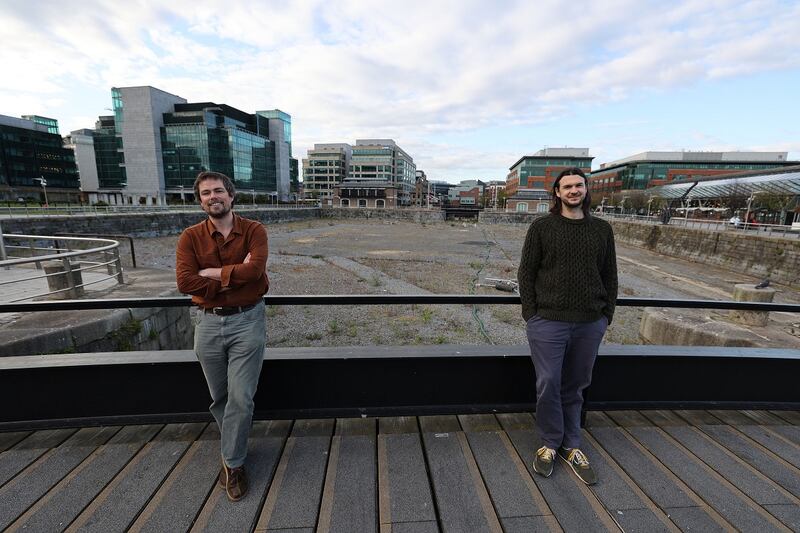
[518,167,617,485]
[176,171,269,501]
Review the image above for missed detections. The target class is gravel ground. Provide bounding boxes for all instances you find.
[132,218,800,348]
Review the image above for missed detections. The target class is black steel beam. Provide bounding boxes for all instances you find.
[1,345,798,430]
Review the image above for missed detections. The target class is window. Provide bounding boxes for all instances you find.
[516,202,528,212]
[358,199,367,208]
[537,203,548,213]
[376,199,385,208]
[341,198,350,207]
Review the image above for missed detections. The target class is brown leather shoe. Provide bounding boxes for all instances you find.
[220,462,248,502]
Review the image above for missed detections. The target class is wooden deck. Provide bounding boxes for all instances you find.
[0,410,798,532]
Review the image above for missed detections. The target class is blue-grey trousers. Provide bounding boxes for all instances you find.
[194,300,266,468]
[526,315,607,450]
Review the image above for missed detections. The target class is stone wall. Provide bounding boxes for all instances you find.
[610,220,800,288]
[321,207,446,223]
[479,211,544,224]
[0,207,320,238]
[0,289,193,357]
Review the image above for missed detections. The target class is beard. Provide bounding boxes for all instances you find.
[204,202,231,218]
[560,195,584,210]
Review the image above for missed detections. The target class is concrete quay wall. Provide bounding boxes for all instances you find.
[0,290,193,357]
[610,220,800,288]
[0,207,319,237]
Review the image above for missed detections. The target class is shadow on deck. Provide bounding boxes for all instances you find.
[1,409,799,532]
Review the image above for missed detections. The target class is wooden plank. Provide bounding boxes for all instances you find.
[317,429,377,533]
[65,422,207,533]
[457,414,501,432]
[605,410,653,428]
[128,423,220,533]
[464,429,561,531]
[0,426,119,531]
[587,415,729,532]
[421,422,503,532]
[0,428,76,488]
[418,415,461,433]
[643,410,685,427]
[742,410,790,425]
[291,418,335,437]
[502,424,618,532]
[725,423,800,467]
[737,411,800,446]
[379,416,419,435]
[693,424,800,499]
[378,426,436,526]
[770,411,800,425]
[255,420,333,531]
[336,417,376,436]
[763,505,800,532]
[6,425,157,533]
[190,420,291,533]
[496,412,535,431]
[585,411,616,428]
[625,424,787,531]
[707,410,754,425]
[642,411,799,509]
[0,431,31,453]
[579,431,678,532]
[675,410,723,426]
[380,522,439,533]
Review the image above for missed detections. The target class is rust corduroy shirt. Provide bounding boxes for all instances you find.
[176,213,269,309]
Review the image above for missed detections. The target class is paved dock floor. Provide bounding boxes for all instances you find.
[0,410,798,532]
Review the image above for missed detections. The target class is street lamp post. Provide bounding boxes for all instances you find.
[0,220,7,262]
[600,196,607,214]
[179,184,185,207]
[744,192,760,230]
[35,176,48,207]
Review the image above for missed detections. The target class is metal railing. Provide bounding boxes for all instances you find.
[1,294,799,313]
[0,234,124,302]
[598,212,800,239]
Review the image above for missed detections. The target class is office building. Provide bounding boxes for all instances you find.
[448,179,485,207]
[73,86,295,205]
[303,143,352,205]
[505,148,592,212]
[589,151,796,194]
[313,139,416,207]
[0,114,79,202]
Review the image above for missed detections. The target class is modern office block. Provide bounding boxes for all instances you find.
[0,114,79,202]
[590,151,796,194]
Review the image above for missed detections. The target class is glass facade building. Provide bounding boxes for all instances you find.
[93,116,126,189]
[0,114,79,201]
[161,103,277,197]
[589,151,796,194]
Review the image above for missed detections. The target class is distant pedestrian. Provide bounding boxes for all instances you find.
[176,171,269,501]
[518,167,618,485]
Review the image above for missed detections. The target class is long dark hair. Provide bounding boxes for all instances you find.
[550,167,592,216]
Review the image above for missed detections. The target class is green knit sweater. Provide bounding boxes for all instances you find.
[518,213,618,323]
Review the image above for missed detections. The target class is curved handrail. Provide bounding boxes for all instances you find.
[0,234,119,268]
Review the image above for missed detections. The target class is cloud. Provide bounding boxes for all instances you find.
[1,0,798,179]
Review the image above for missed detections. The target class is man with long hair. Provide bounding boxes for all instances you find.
[176,171,269,501]
[517,167,618,485]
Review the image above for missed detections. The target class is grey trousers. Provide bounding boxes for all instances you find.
[526,315,607,450]
[194,300,266,468]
